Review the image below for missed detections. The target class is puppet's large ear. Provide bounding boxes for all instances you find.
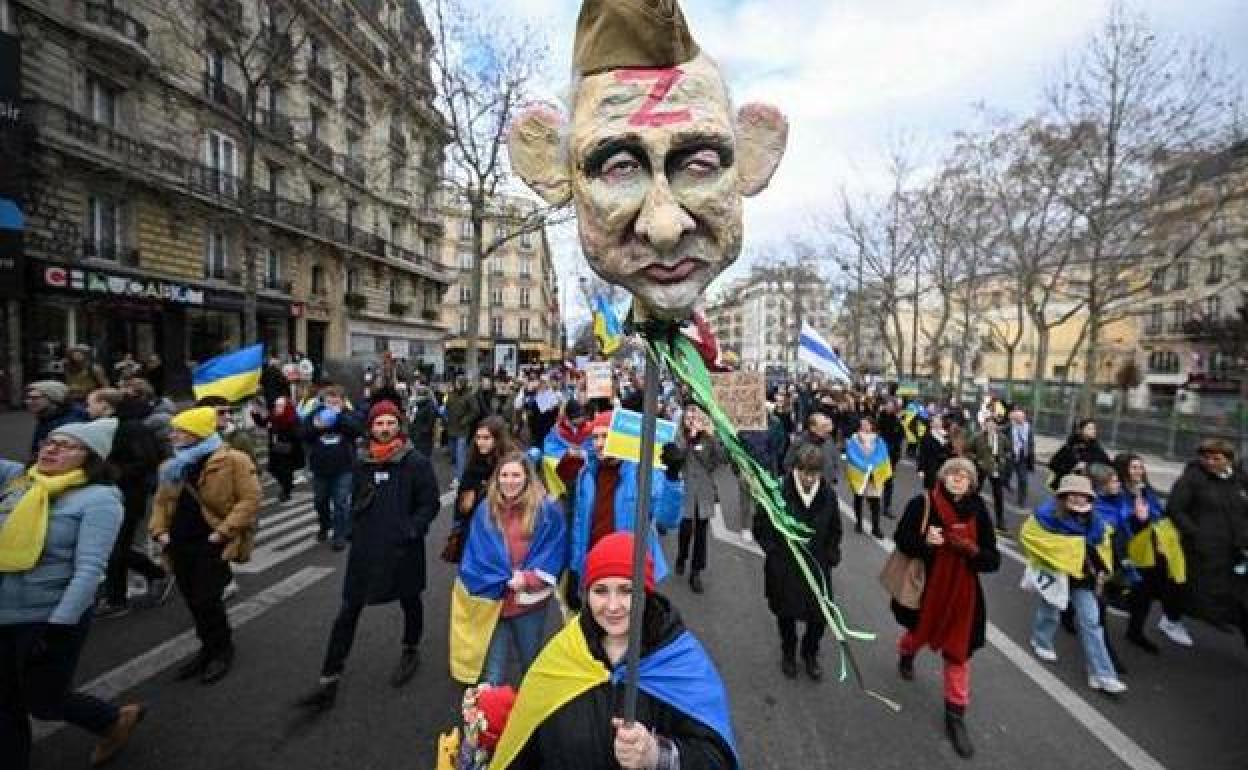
[735,103,788,197]
[508,106,573,206]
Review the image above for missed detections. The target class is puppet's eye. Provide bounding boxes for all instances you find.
[678,148,723,177]
[600,151,644,183]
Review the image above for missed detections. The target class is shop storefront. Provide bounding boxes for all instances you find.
[201,289,294,363]
[346,317,445,379]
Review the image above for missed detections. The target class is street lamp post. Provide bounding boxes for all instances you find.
[910,256,920,380]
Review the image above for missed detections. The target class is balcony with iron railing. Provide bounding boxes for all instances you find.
[33,100,457,284]
[257,108,295,142]
[82,2,150,51]
[307,62,334,98]
[305,134,334,168]
[262,276,293,294]
[343,155,366,185]
[344,89,367,122]
[202,73,245,114]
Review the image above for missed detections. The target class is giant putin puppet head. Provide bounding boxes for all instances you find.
[508,0,788,321]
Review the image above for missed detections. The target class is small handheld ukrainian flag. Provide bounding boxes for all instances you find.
[591,292,624,355]
[192,344,264,403]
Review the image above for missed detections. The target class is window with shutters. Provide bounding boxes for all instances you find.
[85,195,127,261]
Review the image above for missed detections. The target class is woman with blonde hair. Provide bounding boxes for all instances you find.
[452,452,566,686]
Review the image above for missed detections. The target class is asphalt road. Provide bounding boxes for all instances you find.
[29,450,1248,770]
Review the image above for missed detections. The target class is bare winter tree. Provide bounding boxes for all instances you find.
[1045,2,1238,410]
[146,0,314,345]
[834,148,924,379]
[428,0,571,378]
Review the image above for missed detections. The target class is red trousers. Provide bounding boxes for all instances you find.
[898,630,970,707]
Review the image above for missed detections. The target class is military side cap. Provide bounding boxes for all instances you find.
[574,0,700,75]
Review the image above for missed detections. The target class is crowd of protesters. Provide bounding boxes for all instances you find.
[4,346,1247,768]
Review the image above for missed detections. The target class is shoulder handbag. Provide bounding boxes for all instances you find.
[878,493,931,610]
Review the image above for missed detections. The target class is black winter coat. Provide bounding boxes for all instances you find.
[876,412,905,465]
[510,594,734,770]
[890,489,1000,657]
[917,433,950,490]
[1047,438,1111,488]
[299,410,365,477]
[1166,461,1248,627]
[112,400,166,494]
[407,399,438,456]
[343,445,440,605]
[754,473,843,622]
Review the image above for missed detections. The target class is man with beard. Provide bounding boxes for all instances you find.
[296,401,441,709]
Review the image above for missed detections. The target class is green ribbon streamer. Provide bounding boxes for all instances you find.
[644,331,889,701]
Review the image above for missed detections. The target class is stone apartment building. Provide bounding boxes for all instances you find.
[705,264,839,377]
[438,192,562,376]
[3,0,454,399]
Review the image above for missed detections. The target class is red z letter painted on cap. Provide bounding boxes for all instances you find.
[614,68,693,128]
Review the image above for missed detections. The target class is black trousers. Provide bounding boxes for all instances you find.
[983,474,1005,528]
[104,486,166,605]
[321,593,424,678]
[0,619,118,770]
[882,477,896,515]
[1127,566,1185,636]
[853,496,881,533]
[677,518,709,573]
[170,541,233,656]
[777,617,825,660]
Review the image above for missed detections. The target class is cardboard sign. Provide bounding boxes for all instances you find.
[586,362,614,400]
[603,409,676,468]
[710,371,767,430]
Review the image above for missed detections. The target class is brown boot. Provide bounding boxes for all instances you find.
[91,703,146,767]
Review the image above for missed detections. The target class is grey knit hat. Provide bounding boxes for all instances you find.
[27,380,69,404]
[49,418,118,461]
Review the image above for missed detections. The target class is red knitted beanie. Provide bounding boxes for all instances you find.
[583,532,654,593]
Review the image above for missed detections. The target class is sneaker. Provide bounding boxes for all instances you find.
[1030,641,1058,663]
[740,530,754,543]
[222,580,240,601]
[1158,617,1194,647]
[1088,675,1128,695]
[96,600,130,620]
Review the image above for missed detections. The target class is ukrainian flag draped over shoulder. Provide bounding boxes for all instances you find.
[489,621,741,770]
[845,434,892,495]
[192,344,264,403]
[450,499,568,684]
[540,429,577,499]
[1020,502,1115,580]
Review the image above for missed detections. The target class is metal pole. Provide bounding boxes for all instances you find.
[910,260,919,380]
[622,345,661,723]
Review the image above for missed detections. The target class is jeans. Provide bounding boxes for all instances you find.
[313,472,353,544]
[321,593,424,678]
[1032,587,1117,680]
[0,618,120,770]
[450,436,468,480]
[481,607,548,685]
[170,540,233,656]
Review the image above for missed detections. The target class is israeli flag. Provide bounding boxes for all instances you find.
[798,322,853,383]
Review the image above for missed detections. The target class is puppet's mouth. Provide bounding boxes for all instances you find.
[642,259,703,285]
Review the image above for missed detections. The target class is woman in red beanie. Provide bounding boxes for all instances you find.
[489,532,739,770]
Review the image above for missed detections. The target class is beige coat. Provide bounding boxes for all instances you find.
[150,447,261,563]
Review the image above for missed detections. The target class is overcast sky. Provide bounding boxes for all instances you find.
[481,0,1248,323]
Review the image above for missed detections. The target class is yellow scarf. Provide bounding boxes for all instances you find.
[0,468,88,571]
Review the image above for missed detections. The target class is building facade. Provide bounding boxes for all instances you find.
[6,0,454,399]
[438,192,561,376]
[705,264,839,377]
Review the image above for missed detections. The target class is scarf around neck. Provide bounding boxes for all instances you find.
[0,468,89,571]
[160,433,223,485]
[911,484,979,662]
[369,436,407,463]
[792,471,821,509]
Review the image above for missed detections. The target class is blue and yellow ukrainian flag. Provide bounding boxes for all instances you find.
[450,499,567,684]
[591,292,624,355]
[192,344,264,403]
[845,435,893,495]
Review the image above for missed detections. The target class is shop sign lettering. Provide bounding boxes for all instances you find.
[41,264,205,305]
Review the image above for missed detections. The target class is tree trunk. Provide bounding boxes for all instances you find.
[464,198,486,379]
[1079,310,1102,415]
[1004,346,1016,401]
[1031,324,1050,416]
[241,101,259,347]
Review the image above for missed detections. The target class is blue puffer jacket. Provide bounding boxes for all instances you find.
[571,451,684,582]
[0,460,123,625]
